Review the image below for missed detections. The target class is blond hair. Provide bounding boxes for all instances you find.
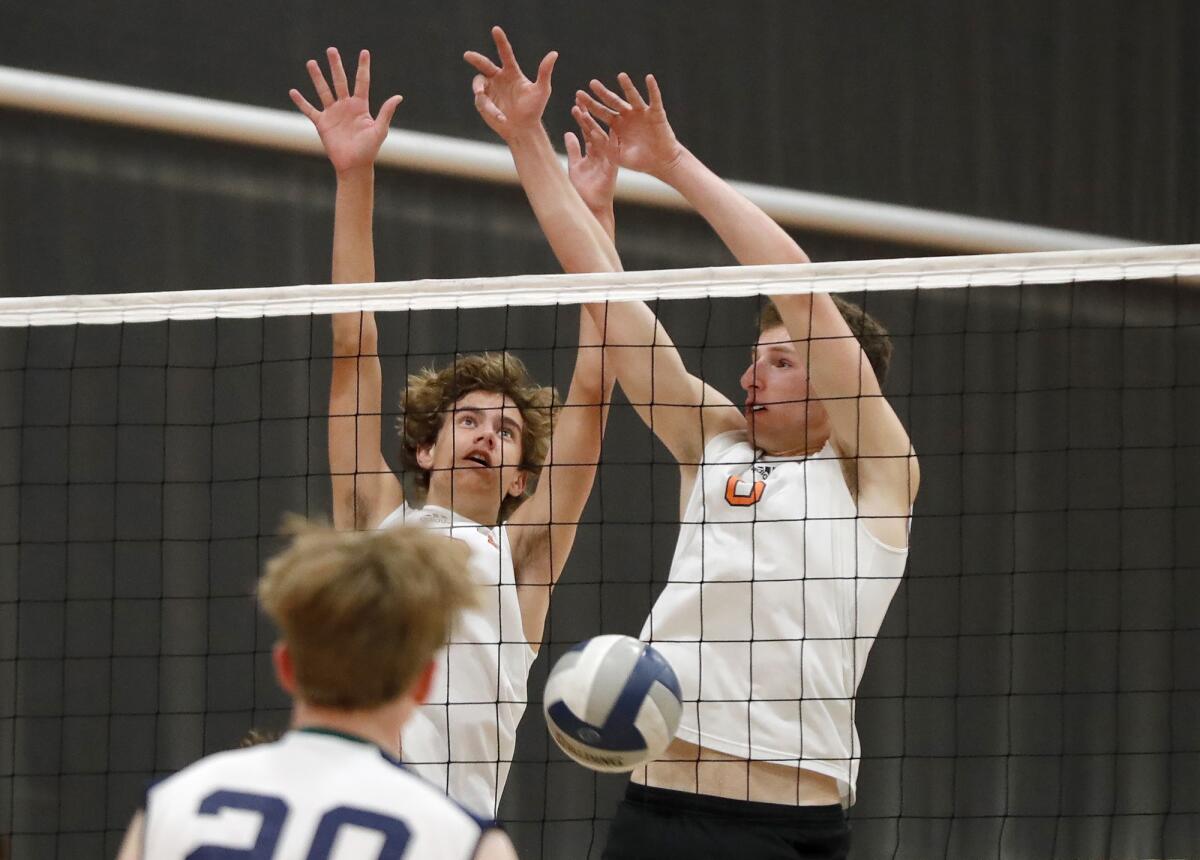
[759,297,893,383]
[398,352,560,521]
[258,518,477,710]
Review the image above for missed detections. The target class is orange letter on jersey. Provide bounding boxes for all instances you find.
[725,476,766,506]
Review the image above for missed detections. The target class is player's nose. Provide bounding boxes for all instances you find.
[740,361,763,392]
[475,425,498,447]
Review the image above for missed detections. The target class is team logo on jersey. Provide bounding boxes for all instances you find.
[724,464,774,506]
[725,475,765,506]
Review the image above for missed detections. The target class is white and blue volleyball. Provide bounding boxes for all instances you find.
[543,635,683,772]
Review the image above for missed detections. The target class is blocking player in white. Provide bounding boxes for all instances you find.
[117,521,517,859]
[473,43,919,856]
[289,48,617,817]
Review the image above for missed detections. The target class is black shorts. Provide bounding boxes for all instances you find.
[602,783,850,860]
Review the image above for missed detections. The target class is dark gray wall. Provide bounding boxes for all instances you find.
[0,2,1197,858]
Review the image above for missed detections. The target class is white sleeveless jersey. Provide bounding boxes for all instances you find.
[142,729,493,859]
[377,503,536,817]
[642,431,908,806]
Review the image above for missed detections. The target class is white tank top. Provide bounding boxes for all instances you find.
[378,504,536,817]
[143,729,493,859]
[641,431,908,806]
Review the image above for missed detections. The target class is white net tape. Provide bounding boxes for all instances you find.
[1,244,1196,327]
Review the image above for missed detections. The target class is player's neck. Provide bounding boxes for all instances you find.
[751,408,832,458]
[291,698,413,757]
[424,485,500,527]
[759,426,831,459]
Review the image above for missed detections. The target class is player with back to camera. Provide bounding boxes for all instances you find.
[288,47,619,817]
[470,33,919,858]
[116,520,519,859]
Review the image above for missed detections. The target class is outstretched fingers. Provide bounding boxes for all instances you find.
[573,103,610,147]
[491,26,524,77]
[576,89,617,125]
[645,74,665,111]
[535,50,558,88]
[376,93,404,128]
[327,47,351,100]
[463,50,501,78]
[306,58,335,108]
[616,72,648,110]
[353,49,370,100]
[589,79,631,113]
[288,88,320,121]
[564,131,583,165]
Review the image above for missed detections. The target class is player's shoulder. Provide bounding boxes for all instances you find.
[702,428,753,461]
[148,738,280,800]
[290,730,495,831]
[150,731,493,829]
[143,733,497,859]
[376,502,414,531]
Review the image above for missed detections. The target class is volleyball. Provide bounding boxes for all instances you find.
[543,635,683,772]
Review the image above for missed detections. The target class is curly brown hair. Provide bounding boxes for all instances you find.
[759,296,893,383]
[398,353,560,522]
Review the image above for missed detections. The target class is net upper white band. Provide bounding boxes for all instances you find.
[0,244,1196,327]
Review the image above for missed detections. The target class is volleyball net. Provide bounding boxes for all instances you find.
[2,245,1199,859]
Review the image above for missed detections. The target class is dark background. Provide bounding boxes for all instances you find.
[0,1,1197,858]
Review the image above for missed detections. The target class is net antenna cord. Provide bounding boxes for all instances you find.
[0,64,1146,255]
[0,245,1197,328]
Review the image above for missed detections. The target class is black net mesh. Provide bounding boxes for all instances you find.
[2,258,1199,858]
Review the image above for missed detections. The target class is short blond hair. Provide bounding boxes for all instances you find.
[258,518,477,710]
[398,353,560,521]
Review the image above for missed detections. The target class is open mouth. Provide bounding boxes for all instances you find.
[462,453,492,467]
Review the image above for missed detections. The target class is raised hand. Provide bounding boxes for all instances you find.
[564,104,619,226]
[290,48,403,176]
[464,26,558,142]
[576,73,684,179]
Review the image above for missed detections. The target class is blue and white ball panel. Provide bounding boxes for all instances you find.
[543,635,682,772]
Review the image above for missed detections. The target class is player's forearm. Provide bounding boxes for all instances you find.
[508,129,621,274]
[557,311,614,469]
[541,312,612,540]
[332,166,376,284]
[589,203,616,244]
[330,167,380,353]
[659,148,810,266]
[581,300,705,436]
[327,165,391,530]
[513,311,610,594]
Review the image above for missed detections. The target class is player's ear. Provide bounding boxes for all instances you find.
[415,441,435,471]
[506,469,529,499]
[411,659,437,705]
[273,641,297,695]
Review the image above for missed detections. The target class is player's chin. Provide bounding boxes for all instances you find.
[746,412,772,443]
[748,422,788,455]
[451,464,499,485]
